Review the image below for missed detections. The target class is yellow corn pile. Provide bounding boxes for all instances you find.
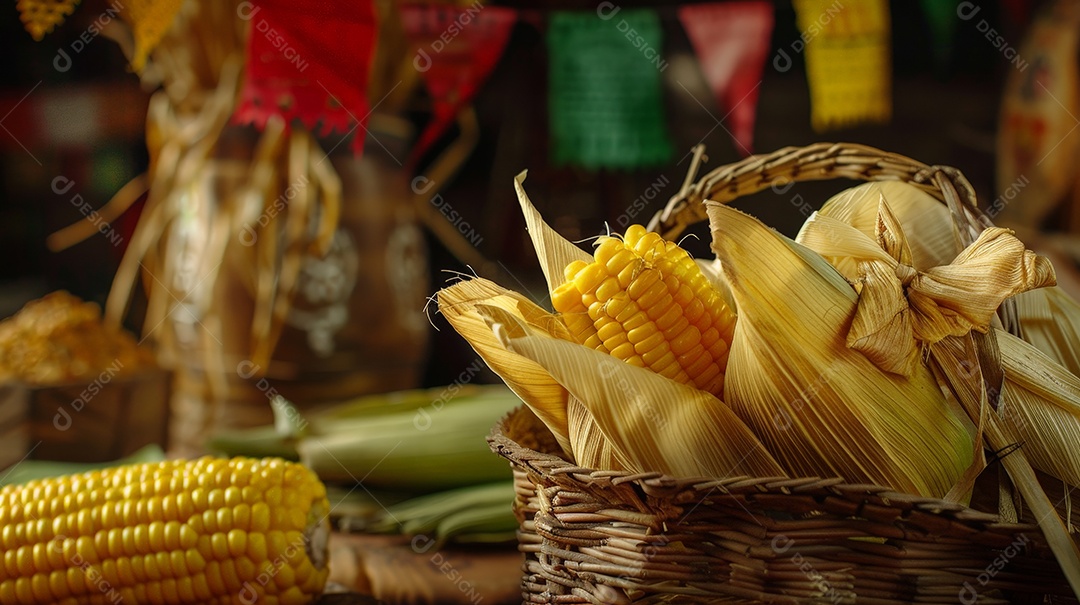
[0,457,329,604]
[552,225,735,396]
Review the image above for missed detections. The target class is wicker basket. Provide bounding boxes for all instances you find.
[487,143,1077,604]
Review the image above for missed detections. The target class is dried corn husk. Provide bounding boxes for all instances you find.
[513,171,592,294]
[800,188,1080,488]
[566,396,626,471]
[797,192,1080,589]
[486,309,785,479]
[1014,286,1080,378]
[708,202,975,499]
[806,181,960,271]
[437,175,788,478]
[436,278,573,456]
[804,181,1080,379]
[797,202,1054,376]
[996,329,1080,495]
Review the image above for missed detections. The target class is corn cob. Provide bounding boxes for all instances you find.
[295,385,519,490]
[551,224,736,397]
[0,457,330,605]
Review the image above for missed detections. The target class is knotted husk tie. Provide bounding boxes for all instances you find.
[800,196,1056,378]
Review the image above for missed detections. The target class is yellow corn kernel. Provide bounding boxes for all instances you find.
[0,457,329,604]
[552,224,736,397]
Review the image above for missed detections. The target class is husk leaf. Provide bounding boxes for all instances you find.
[514,171,592,294]
[436,278,572,455]
[804,182,1080,381]
[798,200,1055,376]
[486,312,785,479]
[567,396,628,471]
[801,181,960,270]
[708,202,974,498]
[934,331,1080,593]
[997,329,1080,491]
[796,187,1080,590]
[1014,286,1080,378]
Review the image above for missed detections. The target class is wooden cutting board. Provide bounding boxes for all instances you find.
[328,532,524,605]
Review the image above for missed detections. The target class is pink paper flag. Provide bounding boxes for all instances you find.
[678,2,774,155]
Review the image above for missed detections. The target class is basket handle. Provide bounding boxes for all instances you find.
[647,142,992,251]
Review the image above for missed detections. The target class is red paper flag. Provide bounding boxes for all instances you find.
[233,0,378,154]
[678,1,774,155]
[400,3,516,164]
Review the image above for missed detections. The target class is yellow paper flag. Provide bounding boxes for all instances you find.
[793,0,892,131]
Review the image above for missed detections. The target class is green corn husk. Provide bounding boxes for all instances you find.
[295,386,519,491]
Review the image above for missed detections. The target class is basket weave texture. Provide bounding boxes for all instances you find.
[490,406,1070,604]
[487,143,1075,604]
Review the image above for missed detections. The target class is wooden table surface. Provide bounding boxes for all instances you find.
[325,532,523,605]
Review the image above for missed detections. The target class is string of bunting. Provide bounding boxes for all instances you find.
[18,0,919,168]
[547,9,674,168]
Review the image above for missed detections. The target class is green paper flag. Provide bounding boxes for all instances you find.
[547,10,673,169]
[921,0,959,68]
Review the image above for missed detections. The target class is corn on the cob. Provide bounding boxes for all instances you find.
[551,224,736,397]
[0,457,329,605]
[295,386,519,490]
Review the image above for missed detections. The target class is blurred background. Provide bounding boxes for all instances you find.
[0,0,1066,409]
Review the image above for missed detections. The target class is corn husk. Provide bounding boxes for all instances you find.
[804,181,961,271]
[707,202,975,499]
[797,190,1080,590]
[437,174,787,479]
[800,186,1080,491]
[567,396,627,471]
[803,180,1080,379]
[436,278,573,456]
[486,308,785,479]
[1014,286,1080,378]
[997,329,1080,496]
